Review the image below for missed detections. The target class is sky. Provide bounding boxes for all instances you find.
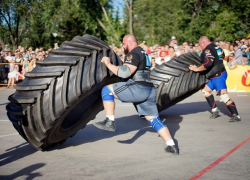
[113,0,125,18]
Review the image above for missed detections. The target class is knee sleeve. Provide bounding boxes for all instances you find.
[102,86,114,102]
[148,116,166,132]
[202,89,210,96]
[220,94,230,103]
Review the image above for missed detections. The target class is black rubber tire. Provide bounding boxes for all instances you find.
[150,52,206,111]
[6,34,122,150]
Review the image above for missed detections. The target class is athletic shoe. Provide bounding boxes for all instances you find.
[165,145,179,155]
[210,108,220,119]
[229,114,241,122]
[93,118,116,132]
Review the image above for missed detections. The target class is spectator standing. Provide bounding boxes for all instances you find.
[170,36,178,47]
[4,45,10,52]
[21,54,29,75]
[156,51,167,65]
[174,45,181,56]
[194,43,201,55]
[165,46,176,62]
[242,45,250,65]
[180,48,186,55]
[7,60,24,88]
[232,43,243,65]
[5,51,14,62]
[0,55,7,83]
[227,52,238,70]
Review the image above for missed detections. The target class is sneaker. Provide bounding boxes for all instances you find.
[210,108,220,119]
[93,118,116,132]
[229,114,241,122]
[165,145,179,155]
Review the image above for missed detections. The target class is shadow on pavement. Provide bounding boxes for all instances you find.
[0,142,37,167]
[162,101,231,117]
[50,113,183,151]
[51,101,233,150]
[0,163,45,180]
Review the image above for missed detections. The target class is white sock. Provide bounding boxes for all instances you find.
[106,115,115,121]
[166,139,175,146]
[212,107,218,112]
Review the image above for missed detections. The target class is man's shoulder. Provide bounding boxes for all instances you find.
[130,46,144,54]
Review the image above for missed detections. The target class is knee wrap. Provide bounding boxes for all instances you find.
[220,94,230,103]
[202,89,210,96]
[148,116,166,132]
[102,86,114,102]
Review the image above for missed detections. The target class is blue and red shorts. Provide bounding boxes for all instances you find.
[207,71,227,91]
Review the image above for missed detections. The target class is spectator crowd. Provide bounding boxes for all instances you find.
[1,36,250,88]
[114,36,250,70]
[0,44,57,88]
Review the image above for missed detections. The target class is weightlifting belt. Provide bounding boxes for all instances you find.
[206,63,225,79]
[132,70,150,82]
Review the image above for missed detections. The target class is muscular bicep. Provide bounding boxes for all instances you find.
[123,63,138,74]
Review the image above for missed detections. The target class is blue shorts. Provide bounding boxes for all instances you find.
[207,71,227,91]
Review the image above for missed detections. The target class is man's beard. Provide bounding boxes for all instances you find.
[124,48,129,55]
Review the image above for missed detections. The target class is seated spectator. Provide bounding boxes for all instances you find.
[232,43,243,65]
[227,52,237,70]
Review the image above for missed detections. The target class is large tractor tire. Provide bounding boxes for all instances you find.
[6,34,206,151]
[150,52,206,111]
[6,34,122,150]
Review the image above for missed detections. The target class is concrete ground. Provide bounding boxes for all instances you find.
[0,88,250,180]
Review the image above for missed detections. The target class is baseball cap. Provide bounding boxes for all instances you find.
[241,45,247,49]
[171,36,176,40]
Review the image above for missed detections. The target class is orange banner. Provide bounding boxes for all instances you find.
[225,65,250,92]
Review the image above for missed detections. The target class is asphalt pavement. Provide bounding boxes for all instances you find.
[0,88,249,180]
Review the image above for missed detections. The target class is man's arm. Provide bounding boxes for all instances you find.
[189,50,215,72]
[189,64,207,72]
[101,57,137,78]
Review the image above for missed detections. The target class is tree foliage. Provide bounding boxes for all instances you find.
[0,0,249,50]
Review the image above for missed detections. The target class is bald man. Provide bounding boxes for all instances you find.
[189,36,241,122]
[94,34,178,154]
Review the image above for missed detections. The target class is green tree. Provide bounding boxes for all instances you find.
[0,0,32,51]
